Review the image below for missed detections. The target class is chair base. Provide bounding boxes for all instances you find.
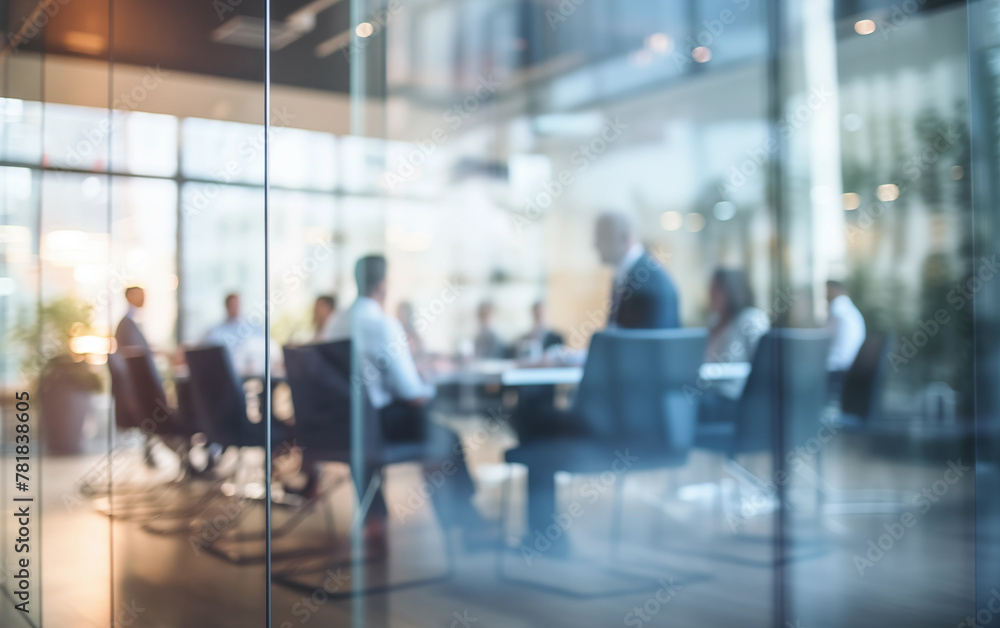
[495,544,707,598]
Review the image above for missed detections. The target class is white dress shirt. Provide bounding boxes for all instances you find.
[826,294,866,371]
[202,317,272,374]
[324,297,434,409]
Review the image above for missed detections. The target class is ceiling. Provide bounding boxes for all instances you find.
[6,0,362,93]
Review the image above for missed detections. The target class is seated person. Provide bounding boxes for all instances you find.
[396,300,428,366]
[515,300,564,361]
[826,279,866,376]
[473,300,507,359]
[324,255,487,548]
[312,294,337,342]
[201,293,269,374]
[699,268,770,421]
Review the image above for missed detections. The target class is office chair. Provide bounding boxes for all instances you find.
[166,345,294,561]
[690,329,831,566]
[814,333,919,514]
[87,349,209,521]
[498,328,710,598]
[272,341,454,597]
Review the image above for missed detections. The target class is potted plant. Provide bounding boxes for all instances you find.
[12,297,104,455]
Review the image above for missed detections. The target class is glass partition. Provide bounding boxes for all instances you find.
[0,0,991,626]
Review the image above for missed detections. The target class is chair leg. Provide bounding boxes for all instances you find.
[273,468,453,598]
[494,465,700,598]
[495,462,514,579]
[610,472,625,560]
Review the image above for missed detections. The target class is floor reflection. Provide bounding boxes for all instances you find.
[33,411,976,628]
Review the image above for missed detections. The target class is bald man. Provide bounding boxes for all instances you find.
[594,211,679,329]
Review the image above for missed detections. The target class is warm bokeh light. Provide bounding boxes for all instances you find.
[64,31,106,54]
[660,211,683,231]
[70,335,114,356]
[686,213,706,232]
[356,22,374,37]
[876,183,900,201]
[692,46,712,63]
[646,33,672,54]
[842,192,861,210]
[854,19,876,35]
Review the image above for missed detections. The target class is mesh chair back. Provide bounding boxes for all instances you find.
[283,341,381,461]
[573,328,708,455]
[734,329,831,456]
[185,345,248,447]
[840,333,891,422]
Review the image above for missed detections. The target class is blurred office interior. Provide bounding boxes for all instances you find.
[1,0,998,626]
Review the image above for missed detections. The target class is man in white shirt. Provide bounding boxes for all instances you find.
[202,293,270,374]
[325,255,484,544]
[826,280,866,372]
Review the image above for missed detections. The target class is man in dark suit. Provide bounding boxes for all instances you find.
[595,211,680,330]
[508,212,681,558]
[115,286,150,353]
[112,286,154,460]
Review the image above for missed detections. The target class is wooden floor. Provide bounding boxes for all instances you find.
[5,416,980,627]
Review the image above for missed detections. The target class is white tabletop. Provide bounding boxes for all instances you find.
[501,366,584,386]
[498,361,752,387]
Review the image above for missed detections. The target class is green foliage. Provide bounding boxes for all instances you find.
[10,296,103,392]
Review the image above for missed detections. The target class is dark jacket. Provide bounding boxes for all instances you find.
[609,252,680,329]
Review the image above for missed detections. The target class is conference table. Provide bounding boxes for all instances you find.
[432,359,752,387]
[173,357,751,422]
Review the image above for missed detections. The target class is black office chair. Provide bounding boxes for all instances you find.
[839,332,892,429]
[691,329,831,566]
[498,328,709,597]
[171,345,292,561]
[815,333,918,514]
[273,341,453,597]
[89,349,209,520]
[80,350,152,500]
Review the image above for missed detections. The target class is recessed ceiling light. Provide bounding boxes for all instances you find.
[854,19,876,35]
[64,31,106,55]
